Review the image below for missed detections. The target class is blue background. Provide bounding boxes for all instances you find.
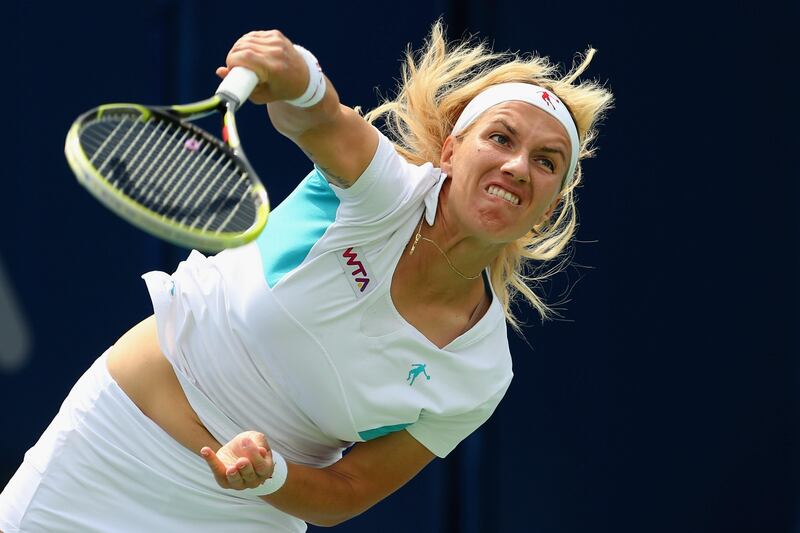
[1,1,795,532]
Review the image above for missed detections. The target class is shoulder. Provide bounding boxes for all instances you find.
[324,130,443,227]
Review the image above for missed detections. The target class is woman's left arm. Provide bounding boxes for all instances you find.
[202,429,435,527]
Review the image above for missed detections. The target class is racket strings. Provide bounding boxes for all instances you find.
[79,113,257,233]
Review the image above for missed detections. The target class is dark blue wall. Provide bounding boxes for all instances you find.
[1,1,795,532]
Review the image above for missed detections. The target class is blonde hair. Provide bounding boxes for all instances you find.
[364,21,614,328]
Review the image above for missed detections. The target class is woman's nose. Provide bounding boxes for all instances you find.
[501,153,530,183]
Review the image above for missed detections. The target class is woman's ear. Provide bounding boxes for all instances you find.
[439,135,456,175]
[537,195,563,226]
[545,195,562,220]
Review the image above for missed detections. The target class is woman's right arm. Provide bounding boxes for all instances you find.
[218,30,378,189]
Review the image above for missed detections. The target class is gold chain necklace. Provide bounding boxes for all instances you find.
[408,216,482,281]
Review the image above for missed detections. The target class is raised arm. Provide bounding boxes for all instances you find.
[217,30,378,188]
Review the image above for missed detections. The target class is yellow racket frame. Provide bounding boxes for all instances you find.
[64,99,269,252]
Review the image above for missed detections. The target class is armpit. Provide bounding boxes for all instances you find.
[316,164,352,189]
[301,148,352,189]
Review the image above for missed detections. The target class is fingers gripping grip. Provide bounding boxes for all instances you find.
[216,67,259,110]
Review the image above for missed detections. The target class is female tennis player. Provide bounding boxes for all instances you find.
[0,22,611,532]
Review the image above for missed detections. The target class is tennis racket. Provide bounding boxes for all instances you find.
[64,67,269,252]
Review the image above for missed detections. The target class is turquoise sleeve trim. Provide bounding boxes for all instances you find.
[358,423,413,441]
[257,170,340,288]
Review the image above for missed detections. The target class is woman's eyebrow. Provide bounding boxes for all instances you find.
[491,119,518,136]
[539,145,567,162]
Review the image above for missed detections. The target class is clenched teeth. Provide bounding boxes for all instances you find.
[486,185,520,205]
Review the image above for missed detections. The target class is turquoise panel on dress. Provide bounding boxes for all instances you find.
[257,169,340,288]
[358,423,413,441]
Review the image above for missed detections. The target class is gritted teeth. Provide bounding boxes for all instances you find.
[486,185,520,205]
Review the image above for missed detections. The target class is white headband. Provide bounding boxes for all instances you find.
[452,82,580,185]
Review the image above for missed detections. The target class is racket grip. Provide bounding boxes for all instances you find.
[216,67,259,110]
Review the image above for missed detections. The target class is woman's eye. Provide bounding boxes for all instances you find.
[489,133,509,145]
[536,158,555,172]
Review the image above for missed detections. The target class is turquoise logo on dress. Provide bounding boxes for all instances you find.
[407,363,431,386]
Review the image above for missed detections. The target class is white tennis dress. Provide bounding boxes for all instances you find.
[0,130,513,532]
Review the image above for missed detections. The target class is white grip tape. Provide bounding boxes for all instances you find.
[239,449,288,497]
[215,67,259,109]
[286,45,326,108]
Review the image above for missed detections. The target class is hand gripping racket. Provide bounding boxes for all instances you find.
[64,67,269,252]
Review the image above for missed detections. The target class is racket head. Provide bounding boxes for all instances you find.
[64,100,269,252]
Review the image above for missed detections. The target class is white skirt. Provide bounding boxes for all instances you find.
[0,351,305,533]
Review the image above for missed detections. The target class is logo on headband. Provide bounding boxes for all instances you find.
[538,90,562,111]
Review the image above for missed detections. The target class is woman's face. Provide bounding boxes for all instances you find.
[440,101,571,243]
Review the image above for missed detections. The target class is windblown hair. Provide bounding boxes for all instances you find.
[364,21,613,328]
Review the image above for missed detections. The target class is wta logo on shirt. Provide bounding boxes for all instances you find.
[337,247,374,298]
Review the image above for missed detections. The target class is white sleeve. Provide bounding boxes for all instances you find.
[324,127,440,225]
[405,381,511,458]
